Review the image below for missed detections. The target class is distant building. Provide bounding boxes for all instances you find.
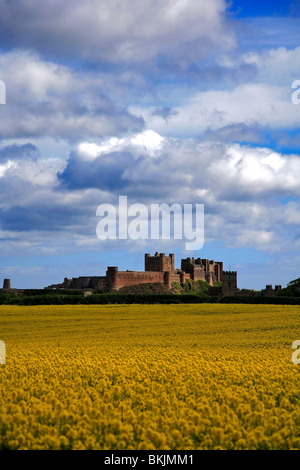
[263,284,282,297]
[45,252,238,296]
[2,279,11,290]
[2,256,287,299]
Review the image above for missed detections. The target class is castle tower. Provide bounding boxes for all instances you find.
[106,267,119,291]
[221,271,237,296]
[3,279,11,290]
[205,272,213,286]
[265,285,275,297]
[145,253,174,272]
[214,262,223,282]
[179,271,186,285]
[163,271,171,289]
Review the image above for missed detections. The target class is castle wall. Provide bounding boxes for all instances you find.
[65,276,107,290]
[208,286,222,296]
[47,276,107,290]
[105,266,189,291]
[193,266,206,281]
[106,268,172,291]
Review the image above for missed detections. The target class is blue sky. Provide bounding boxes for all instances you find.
[0,0,300,290]
[229,0,296,17]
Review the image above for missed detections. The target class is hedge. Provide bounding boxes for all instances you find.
[0,292,299,305]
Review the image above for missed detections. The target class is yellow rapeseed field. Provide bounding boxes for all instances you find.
[0,303,300,450]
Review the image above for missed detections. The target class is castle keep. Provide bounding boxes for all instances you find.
[180,257,223,285]
[46,252,238,296]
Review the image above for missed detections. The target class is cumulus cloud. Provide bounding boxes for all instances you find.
[0,50,144,140]
[0,143,39,161]
[53,132,300,255]
[76,130,164,161]
[0,0,234,63]
[1,134,300,242]
[219,45,300,87]
[132,82,300,138]
[0,143,64,189]
[55,132,300,201]
[123,45,300,143]
[202,123,266,144]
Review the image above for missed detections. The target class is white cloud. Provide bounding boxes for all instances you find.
[132,83,300,137]
[69,134,300,200]
[0,50,143,140]
[0,160,16,177]
[9,157,65,187]
[77,130,164,162]
[0,50,72,101]
[220,45,300,86]
[0,0,234,63]
[206,144,300,195]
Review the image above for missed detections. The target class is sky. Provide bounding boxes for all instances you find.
[1,0,300,290]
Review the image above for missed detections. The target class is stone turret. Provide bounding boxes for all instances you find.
[145,252,175,272]
[106,267,119,291]
[222,271,237,296]
[3,279,11,290]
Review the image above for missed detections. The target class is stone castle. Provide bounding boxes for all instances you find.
[1,252,284,296]
[45,252,238,296]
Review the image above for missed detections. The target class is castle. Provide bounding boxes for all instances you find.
[45,252,238,296]
[1,253,284,297]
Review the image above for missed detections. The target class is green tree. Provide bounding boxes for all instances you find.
[277,278,300,297]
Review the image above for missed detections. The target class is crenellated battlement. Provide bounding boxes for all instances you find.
[145,252,175,273]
